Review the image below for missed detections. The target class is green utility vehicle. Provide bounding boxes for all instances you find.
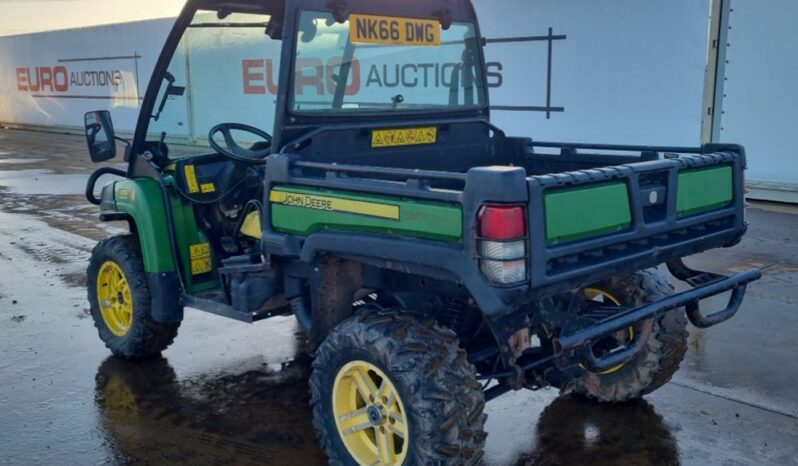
[83,0,761,464]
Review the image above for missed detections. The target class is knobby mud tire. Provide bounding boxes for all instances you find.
[566,269,689,402]
[87,234,180,359]
[310,309,487,465]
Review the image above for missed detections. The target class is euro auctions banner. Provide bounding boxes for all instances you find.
[0,18,174,131]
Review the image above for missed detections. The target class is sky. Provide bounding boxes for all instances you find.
[0,0,186,36]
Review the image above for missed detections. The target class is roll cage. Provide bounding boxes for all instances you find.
[128,0,489,178]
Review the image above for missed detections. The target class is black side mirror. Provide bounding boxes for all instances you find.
[84,111,117,163]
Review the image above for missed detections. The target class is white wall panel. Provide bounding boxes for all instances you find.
[475,0,711,146]
[717,0,798,199]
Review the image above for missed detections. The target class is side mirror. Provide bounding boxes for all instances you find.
[84,111,117,163]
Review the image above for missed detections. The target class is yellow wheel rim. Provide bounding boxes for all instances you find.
[332,361,409,466]
[97,260,134,337]
[582,288,635,375]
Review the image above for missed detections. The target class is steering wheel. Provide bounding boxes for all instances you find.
[209,123,272,164]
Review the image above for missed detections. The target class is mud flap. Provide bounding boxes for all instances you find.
[147,272,184,323]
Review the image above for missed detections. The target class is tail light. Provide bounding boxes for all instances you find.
[477,205,528,284]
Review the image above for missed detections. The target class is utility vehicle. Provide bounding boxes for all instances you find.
[83,0,761,464]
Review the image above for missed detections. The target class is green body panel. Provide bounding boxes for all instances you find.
[165,177,220,292]
[113,178,219,292]
[270,185,463,243]
[114,179,175,273]
[677,165,734,216]
[545,182,632,244]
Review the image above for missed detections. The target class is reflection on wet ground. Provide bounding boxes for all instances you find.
[519,397,678,466]
[2,128,798,465]
[95,356,681,466]
[95,355,328,465]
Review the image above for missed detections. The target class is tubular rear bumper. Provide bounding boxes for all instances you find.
[553,261,762,372]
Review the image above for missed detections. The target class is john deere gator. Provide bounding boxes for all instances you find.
[82,0,761,464]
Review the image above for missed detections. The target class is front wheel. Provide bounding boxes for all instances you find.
[310,309,487,466]
[87,234,180,359]
[565,269,689,402]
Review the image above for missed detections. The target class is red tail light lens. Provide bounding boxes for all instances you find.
[477,205,528,284]
[478,205,527,240]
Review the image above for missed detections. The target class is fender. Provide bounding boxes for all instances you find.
[299,230,521,316]
[298,230,532,366]
[104,178,183,323]
[112,178,175,273]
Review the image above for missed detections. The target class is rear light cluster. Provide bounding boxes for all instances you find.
[477,204,528,284]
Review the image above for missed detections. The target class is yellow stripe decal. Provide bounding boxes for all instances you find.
[270,190,400,220]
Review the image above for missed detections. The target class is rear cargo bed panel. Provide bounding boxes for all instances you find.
[526,149,747,297]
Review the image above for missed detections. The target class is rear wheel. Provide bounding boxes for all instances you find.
[565,269,689,402]
[87,234,180,359]
[310,309,487,465]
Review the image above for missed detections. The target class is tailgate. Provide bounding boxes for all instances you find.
[526,144,747,296]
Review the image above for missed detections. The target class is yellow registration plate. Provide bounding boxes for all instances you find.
[372,127,438,148]
[350,14,441,46]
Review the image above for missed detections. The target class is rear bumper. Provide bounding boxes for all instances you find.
[553,262,762,372]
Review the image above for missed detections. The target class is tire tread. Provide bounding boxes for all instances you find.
[310,309,487,465]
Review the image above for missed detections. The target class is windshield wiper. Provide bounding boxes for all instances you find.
[332,38,357,109]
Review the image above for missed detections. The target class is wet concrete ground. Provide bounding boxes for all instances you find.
[1,127,797,465]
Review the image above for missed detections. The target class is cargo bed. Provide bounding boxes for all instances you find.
[263,126,749,304]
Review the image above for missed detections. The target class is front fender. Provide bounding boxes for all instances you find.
[107,178,183,323]
[112,178,176,274]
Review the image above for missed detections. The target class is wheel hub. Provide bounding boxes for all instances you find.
[367,404,385,426]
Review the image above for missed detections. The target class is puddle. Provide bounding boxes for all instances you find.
[0,169,88,195]
[0,158,47,164]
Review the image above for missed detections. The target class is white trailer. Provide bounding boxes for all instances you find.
[711,0,798,203]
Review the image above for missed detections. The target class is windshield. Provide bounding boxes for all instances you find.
[147,11,278,156]
[291,11,486,114]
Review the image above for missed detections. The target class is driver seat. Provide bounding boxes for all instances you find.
[239,209,263,240]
